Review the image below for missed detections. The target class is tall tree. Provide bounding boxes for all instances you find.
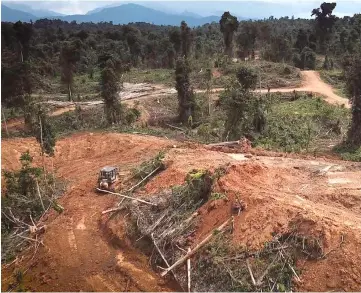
[344,52,361,145]
[59,41,81,101]
[34,106,56,156]
[169,28,182,56]
[220,12,239,57]
[175,57,195,124]
[101,60,121,125]
[311,2,337,52]
[180,21,192,58]
[13,21,33,63]
[237,22,257,59]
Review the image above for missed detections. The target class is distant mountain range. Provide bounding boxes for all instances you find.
[1,3,226,26]
[3,1,64,17]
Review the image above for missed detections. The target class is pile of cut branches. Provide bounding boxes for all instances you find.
[191,228,327,292]
[1,151,66,263]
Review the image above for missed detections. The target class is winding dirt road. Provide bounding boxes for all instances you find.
[1,70,350,132]
[260,70,350,108]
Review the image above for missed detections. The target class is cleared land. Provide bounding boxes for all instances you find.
[1,132,361,291]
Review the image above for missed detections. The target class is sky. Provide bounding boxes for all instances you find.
[3,0,361,17]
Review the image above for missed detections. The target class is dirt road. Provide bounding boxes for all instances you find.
[1,70,350,133]
[257,70,350,108]
[2,132,361,291]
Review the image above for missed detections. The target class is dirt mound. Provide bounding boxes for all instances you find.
[2,132,361,291]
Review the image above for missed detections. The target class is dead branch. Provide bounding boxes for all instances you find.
[16,234,44,245]
[35,179,46,212]
[256,252,280,286]
[288,263,301,282]
[127,166,161,192]
[187,247,191,292]
[165,123,186,132]
[222,262,243,286]
[151,233,184,291]
[96,188,157,206]
[160,217,232,277]
[246,258,256,286]
[101,207,124,215]
[207,140,240,147]
[151,233,171,268]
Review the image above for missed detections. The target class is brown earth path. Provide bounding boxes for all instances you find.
[2,132,361,291]
[1,70,350,132]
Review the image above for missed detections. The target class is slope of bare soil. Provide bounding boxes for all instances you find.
[1,133,177,292]
[2,132,360,291]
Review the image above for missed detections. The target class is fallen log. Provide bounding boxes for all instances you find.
[160,217,232,276]
[165,123,186,132]
[207,140,240,147]
[101,207,124,215]
[127,166,161,192]
[187,247,191,292]
[96,188,157,206]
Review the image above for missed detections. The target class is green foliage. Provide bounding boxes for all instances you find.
[344,51,361,145]
[236,66,258,90]
[220,11,239,57]
[180,21,192,58]
[34,107,56,156]
[293,47,316,69]
[333,143,361,162]
[132,151,166,180]
[219,67,261,140]
[256,96,350,152]
[2,151,65,262]
[60,40,82,101]
[210,192,227,200]
[319,69,346,97]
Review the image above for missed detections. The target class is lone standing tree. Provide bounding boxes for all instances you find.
[101,60,121,125]
[180,21,192,58]
[345,53,361,146]
[175,57,195,124]
[311,2,337,52]
[220,12,239,57]
[60,41,81,101]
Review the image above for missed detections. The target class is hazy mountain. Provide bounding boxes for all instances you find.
[1,4,38,22]
[180,10,202,19]
[61,3,221,26]
[1,2,245,26]
[3,1,64,17]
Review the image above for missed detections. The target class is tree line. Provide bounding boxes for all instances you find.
[1,2,361,145]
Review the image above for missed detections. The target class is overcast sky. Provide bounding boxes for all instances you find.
[3,0,361,17]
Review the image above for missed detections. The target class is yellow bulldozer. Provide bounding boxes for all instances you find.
[97,166,119,192]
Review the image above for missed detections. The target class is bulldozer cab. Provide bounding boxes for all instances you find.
[98,166,118,183]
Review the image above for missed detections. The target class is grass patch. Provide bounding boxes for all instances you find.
[215,60,302,89]
[256,95,350,153]
[319,70,347,98]
[333,143,361,162]
[123,68,174,86]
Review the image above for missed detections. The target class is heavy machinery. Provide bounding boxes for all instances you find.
[97,166,119,192]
